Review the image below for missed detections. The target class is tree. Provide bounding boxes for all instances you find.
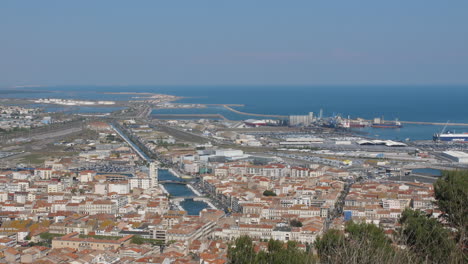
[131,236,144,245]
[315,222,411,264]
[345,221,393,253]
[434,170,468,246]
[399,209,464,263]
[263,190,277,197]
[39,232,63,241]
[227,236,256,264]
[290,219,303,227]
[227,236,315,264]
[315,229,346,261]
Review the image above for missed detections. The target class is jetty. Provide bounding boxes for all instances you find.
[398,121,468,126]
[223,105,288,118]
[152,114,228,121]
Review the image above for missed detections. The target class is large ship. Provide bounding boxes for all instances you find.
[339,119,369,128]
[433,131,468,142]
[371,118,402,128]
[349,120,369,128]
[338,116,369,128]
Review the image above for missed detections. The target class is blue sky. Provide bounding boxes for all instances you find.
[1,0,467,87]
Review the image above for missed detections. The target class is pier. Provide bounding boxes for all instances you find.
[206,104,245,107]
[223,105,288,118]
[360,119,468,126]
[152,114,228,121]
[222,105,468,126]
[398,121,468,126]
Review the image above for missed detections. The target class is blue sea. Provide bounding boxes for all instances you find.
[1,85,468,140]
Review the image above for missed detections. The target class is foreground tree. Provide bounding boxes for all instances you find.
[227,236,315,264]
[315,222,413,264]
[399,209,465,263]
[227,236,256,264]
[434,170,468,247]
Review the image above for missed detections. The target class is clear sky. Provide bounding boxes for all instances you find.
[1,0,467,87]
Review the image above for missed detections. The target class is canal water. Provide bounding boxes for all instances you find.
[158,169,209,215]
[411,168,442,177]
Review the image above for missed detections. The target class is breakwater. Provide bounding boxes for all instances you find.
[223,105,288,118]
[223,105,468,126]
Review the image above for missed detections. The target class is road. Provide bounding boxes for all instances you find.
[156,125,211,144]
[137,105,152,119]
[111,123,151,162]
[152,114,228,121]
[29,127,83,141]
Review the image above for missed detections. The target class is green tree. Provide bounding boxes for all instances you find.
[290,219,303,227]
[315,222,412,264]
[399,209,464,263]
[131,236,144,245]
[434,170,468,246]
[315,229,346,262]
[263,190,277,197]
[228,236,315,264]
[228,235,256,264]
[345,221,393,253]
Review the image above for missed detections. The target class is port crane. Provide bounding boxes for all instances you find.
[433,120,449,142]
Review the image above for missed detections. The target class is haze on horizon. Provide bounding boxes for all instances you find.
[1,0,468,88]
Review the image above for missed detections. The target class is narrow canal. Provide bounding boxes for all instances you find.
[411,168,442,177]
[158,169,209,215]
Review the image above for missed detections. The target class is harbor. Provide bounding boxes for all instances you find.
[222,105,468,127]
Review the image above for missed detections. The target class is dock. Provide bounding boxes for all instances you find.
[399,121,468,126]
[152,114,228,121]
[223,105,288,118]
[152,103,468,126]
[206,104,245,107]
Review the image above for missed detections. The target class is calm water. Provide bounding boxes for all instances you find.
[412,168,442,176]
[180,199,211,216]
[2,85,468,140]
[158,169,209,215]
